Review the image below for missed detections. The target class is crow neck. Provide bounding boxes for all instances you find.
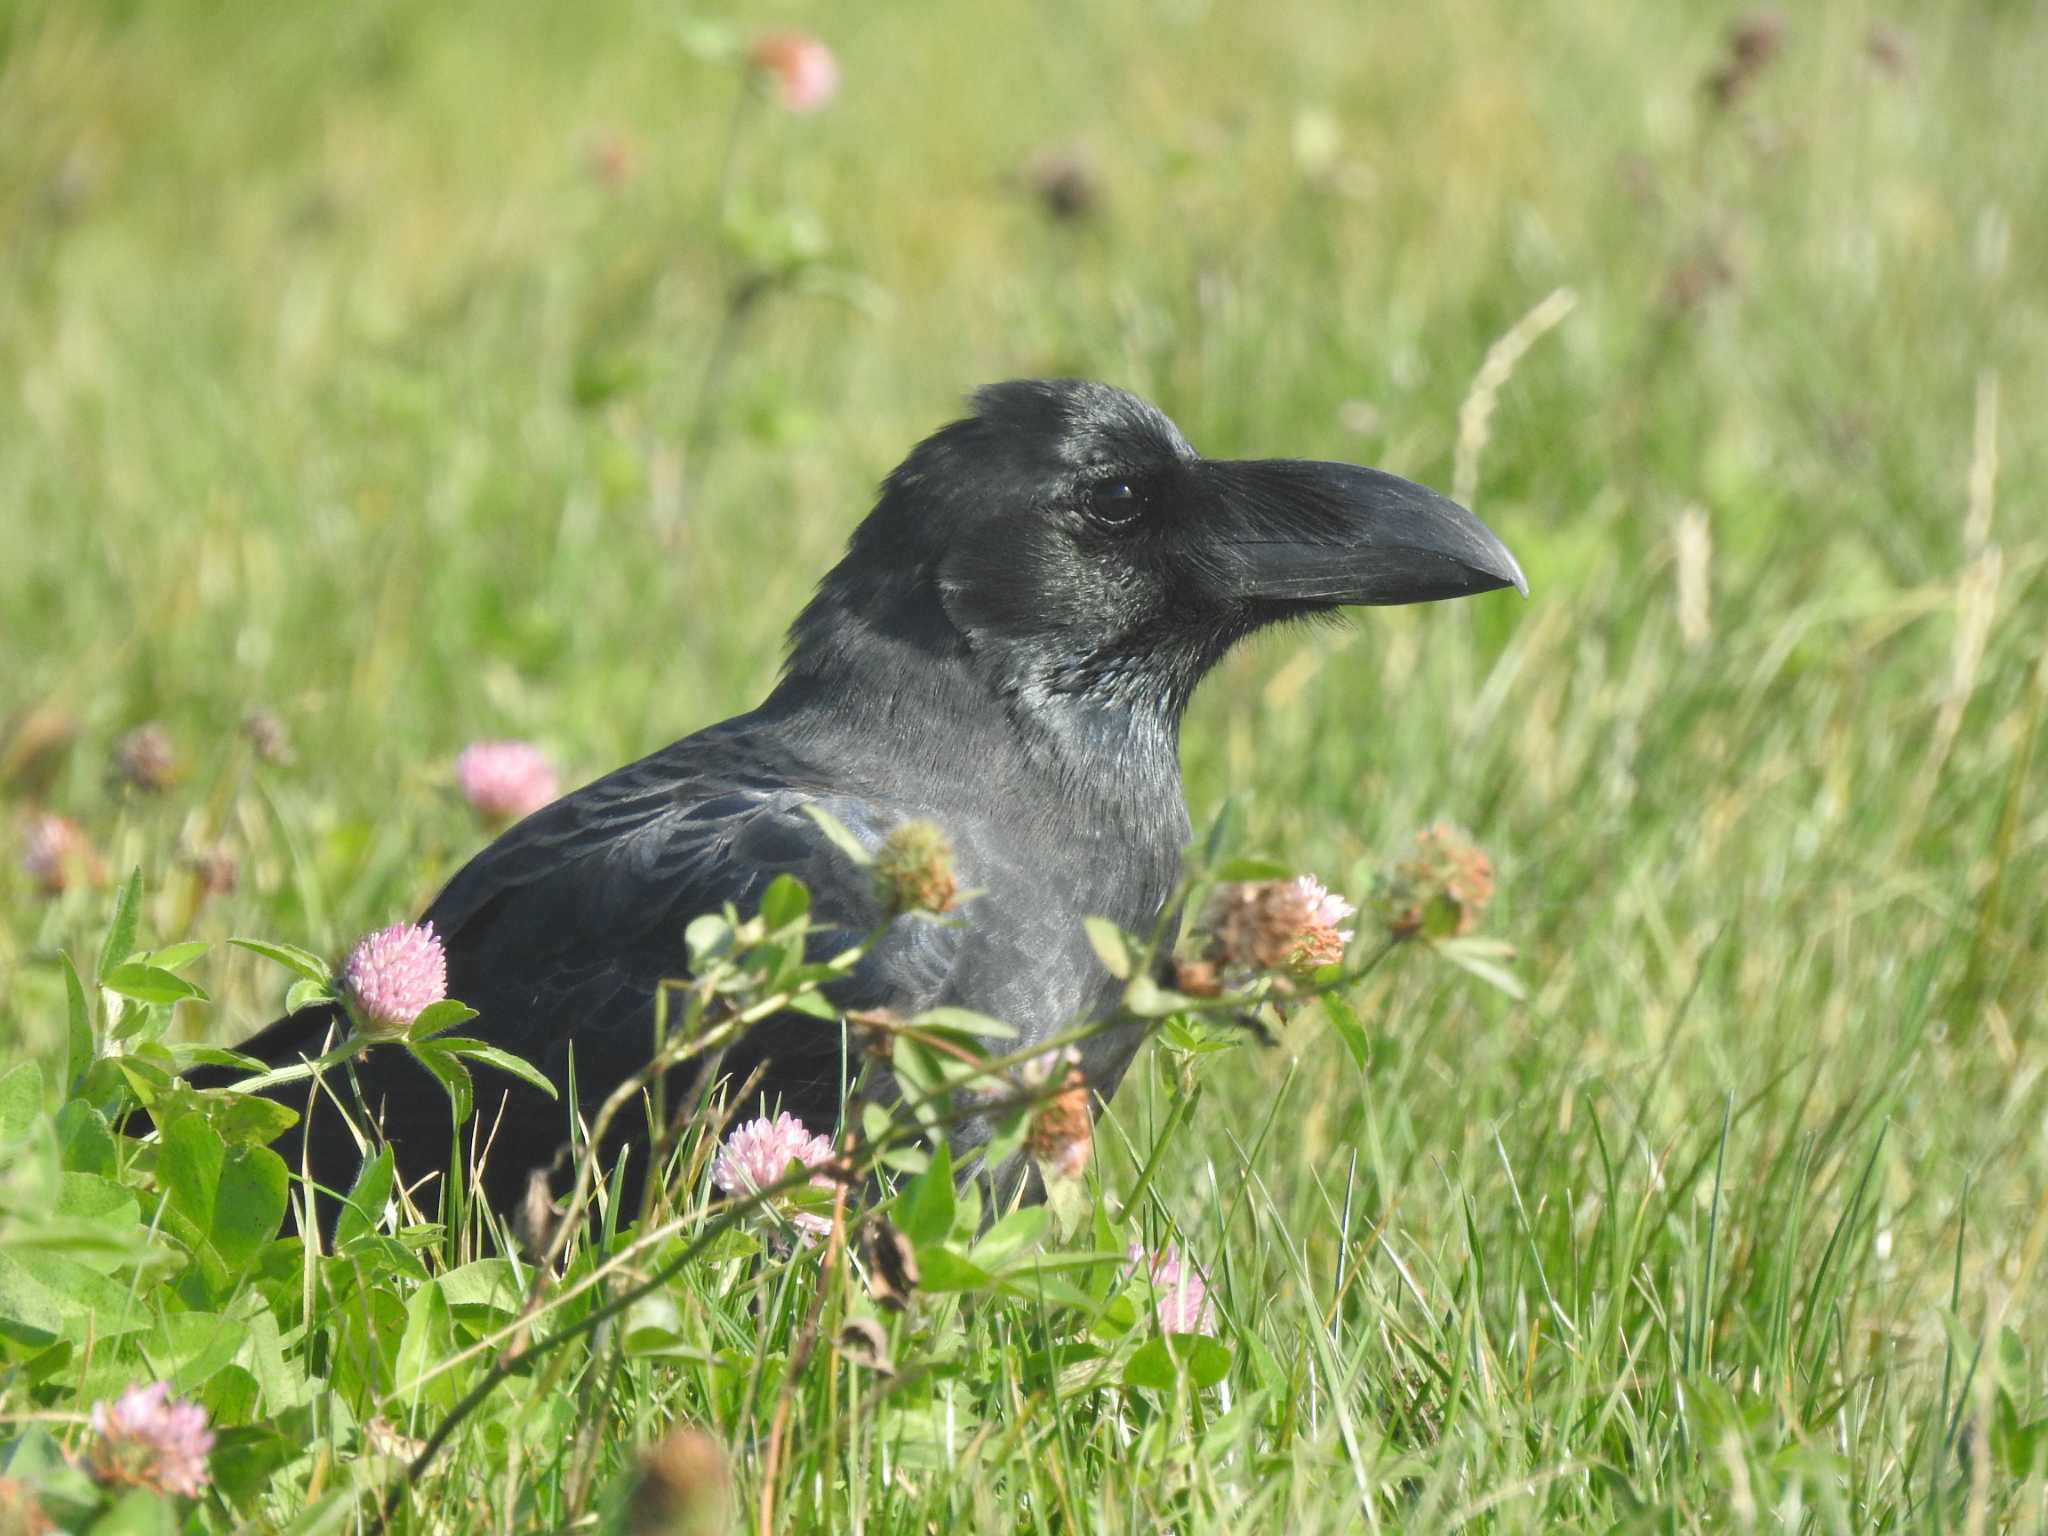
[767,602,1192,877]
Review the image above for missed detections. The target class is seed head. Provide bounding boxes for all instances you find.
[1374,824,1494,940]
[747,31,839,113]
[872,820,956,917]
[711,1112,837,1237]
[363,1416,426,1462]
[834,1316,894,1374]
[84,1382,214,1499]
[516,1168,561,1261]
[861,1219,920,1311]
[1124,1243,1217,1337]
[342,921,449,1037]
[454,740,558,824]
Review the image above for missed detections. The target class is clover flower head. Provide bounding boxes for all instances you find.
[1374,823,1494,940]
[1706,11,1785,108]
[0,1476,53,1535]
[630,1424,732,1536]
[1286,874,1357,968]
[585,128,643,189]
[240,709,293,765]
[342,921,448,1037]
[21,812,97,896]
[872,820,957,917]
[1865,22,1911,78]
[1200,873,1356,976]
[455,740,558,823]
[187,843,239,897]
[85,1382,214,1498]
[711,1112,837,1237]
[114,722,178,792]
[747,31,839,113]
[1024,1048,1092,1181]
[1125,1243,1217,1337]
[1022,145,1100,222]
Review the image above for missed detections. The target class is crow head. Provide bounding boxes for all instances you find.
[784,379,1524,724]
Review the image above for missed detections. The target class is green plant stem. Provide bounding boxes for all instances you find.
[221,1033,365,1096]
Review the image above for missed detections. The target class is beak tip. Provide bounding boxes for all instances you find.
[1472,530,1527,599]
[1441,491,1524,600]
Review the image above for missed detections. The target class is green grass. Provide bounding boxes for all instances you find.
[4,0,2047,1529]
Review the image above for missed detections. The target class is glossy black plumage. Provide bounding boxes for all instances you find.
[210,380,1524,1228]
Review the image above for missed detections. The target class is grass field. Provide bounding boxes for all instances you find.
[3,0,2047,1530]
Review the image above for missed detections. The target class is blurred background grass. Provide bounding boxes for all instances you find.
[4,0,2047,1524]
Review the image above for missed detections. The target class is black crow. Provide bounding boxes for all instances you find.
[210,380,1523,1226]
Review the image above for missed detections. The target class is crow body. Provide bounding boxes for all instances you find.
[212,380,1523,1227]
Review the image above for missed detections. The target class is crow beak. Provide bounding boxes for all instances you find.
[1205,459,1527,606]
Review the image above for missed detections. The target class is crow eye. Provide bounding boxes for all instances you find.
[1086,479,1142,527]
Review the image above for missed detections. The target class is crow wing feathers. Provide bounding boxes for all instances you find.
[426,724,965,1101]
